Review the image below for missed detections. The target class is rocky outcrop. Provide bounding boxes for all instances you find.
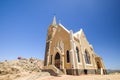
[0,57,50,80]
[0,57,43,75]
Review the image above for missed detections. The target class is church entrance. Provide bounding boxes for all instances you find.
[97,61,101,69]
[95,57,104,74]
[95,57,102,69]
[55,52,60,69]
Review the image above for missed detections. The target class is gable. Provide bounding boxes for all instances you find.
[49,24,71,55]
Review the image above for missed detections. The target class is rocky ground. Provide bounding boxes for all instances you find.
[0,58,120,80]
[0,57,50,80]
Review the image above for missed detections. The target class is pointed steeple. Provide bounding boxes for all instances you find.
[52,16,56,25]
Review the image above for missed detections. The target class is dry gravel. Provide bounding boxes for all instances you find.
[36,74,120,80]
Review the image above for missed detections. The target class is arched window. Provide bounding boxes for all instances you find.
[76,47,80,62]
[84,50,91,64]
[66,50,70,63]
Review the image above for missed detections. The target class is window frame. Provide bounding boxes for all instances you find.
[84,50,91,64]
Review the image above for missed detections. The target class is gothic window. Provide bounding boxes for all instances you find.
[76,47,80,62]
[66,50,70,63]
[84,50,91,64]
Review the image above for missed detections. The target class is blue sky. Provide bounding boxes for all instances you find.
[0,0,120,69]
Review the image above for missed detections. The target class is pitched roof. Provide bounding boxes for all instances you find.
[58,23,70,33]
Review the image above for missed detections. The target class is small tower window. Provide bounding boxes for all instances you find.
[50,55,52,64]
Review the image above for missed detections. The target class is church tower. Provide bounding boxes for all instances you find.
[44,16,57,66]
[47,16,57,41]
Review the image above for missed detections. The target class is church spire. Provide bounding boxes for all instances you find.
[52,16,56,25]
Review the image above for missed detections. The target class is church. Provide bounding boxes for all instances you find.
[43,16,106,75]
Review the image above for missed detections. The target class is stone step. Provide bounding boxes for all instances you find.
[43,65,64,76]
[42,69,58,76]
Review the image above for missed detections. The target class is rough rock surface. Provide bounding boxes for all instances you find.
[0,57,50,80]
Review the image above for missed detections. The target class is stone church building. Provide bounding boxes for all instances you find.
[44,16,106,75]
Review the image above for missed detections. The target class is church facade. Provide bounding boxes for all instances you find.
[44,16,106,75]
